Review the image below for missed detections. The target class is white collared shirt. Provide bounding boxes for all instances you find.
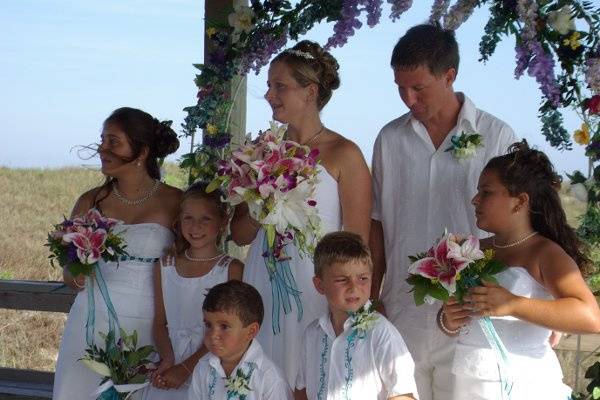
[188,339,292,400]
[296,310,418,400]
[371,93,517,338]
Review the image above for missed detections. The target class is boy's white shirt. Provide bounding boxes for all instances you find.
[296,306,419,400]
[188,339,292,400]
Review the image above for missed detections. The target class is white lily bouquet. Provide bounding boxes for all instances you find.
[209,121,322,334]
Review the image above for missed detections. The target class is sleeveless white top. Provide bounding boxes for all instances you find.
[243,165,342,386]
[453,267,571,399]
[142,254,232,400]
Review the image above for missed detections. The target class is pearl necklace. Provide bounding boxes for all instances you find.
[112,179,160,206]
[184,249,224,262]
[492,231,538,249]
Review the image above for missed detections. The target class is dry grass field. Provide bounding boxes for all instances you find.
[0,166,593,377]
[0,164,186,371]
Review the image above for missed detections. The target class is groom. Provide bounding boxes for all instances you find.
[369,24,516,400]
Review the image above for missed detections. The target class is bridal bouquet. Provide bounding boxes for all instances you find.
[47,208,128,277]
[406,231,512,397]
[82,328,156,400]
[406,232,504,305]
[208,121,322,333]
[47,208,128,346]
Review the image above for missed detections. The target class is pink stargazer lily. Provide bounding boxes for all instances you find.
[408,236,470,293]
[63,227,108,264]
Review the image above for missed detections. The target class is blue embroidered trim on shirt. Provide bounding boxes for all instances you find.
[208,366,217,400]
[343,333,357,400]
[317,334,329,400]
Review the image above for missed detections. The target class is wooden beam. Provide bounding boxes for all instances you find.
[0,280,75,313]
[0,368,53,399]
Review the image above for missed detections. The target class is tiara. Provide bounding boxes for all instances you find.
[284,49,315,60]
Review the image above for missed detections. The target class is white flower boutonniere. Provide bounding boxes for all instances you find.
[446,131,484,161]
[349,303,378,339]
[225,362,255,400]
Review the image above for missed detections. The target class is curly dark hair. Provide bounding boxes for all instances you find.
[92,107,179,208]
[484,140,591,275]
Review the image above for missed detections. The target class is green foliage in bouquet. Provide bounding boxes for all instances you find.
[81,328,156,389]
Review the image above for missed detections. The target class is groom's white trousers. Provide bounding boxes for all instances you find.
[387,303,456,400]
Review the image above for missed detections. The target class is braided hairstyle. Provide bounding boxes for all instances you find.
[93,107,179,208]
[484,140,591,275]
[272,40,341,110]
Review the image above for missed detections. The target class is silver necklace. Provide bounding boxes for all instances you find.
[493,231,538,249]
[184,249,224,262]
[112,179,160,206]
[300,125,325,146]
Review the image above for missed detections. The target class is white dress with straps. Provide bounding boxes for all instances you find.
[53,223,174,400]
[452,267,572,400]
[143,254,232,400]
[243,165,342,386]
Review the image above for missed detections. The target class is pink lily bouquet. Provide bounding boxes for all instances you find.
[208,121,322,333]
[47,208,128,277]
[406,232,505,305]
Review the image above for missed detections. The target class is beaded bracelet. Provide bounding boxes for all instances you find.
[73,279,85,289]
[437,308,461,336]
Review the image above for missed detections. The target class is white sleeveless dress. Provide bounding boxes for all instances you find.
[53,223,174,400]
[452,267,572,400]
[243,165,342,386]
[142,254,232,400]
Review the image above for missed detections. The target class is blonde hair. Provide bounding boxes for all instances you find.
[313,231,372,277]
[272,40,340,110]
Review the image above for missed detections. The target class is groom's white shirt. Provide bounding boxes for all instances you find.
[371,93,516,399]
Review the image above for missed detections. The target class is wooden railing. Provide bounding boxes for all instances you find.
[0,280,76,398]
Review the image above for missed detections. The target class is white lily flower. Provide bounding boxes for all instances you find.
[228,5,255,36]
[570,182,588,203]
[548,6,575,35]
[81,358,111,377]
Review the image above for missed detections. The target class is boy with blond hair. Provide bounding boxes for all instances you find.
[295,232,418,400]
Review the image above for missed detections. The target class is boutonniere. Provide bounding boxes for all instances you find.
[349,303,378,339]
[225,362,256,400]
[445,131,483,161]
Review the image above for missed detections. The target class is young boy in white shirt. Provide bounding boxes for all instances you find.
[295,232,419,400]
[188,280,292,400]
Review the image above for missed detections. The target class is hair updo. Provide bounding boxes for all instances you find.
[272,40,341,110]
[104,107,180,180]
[484,140,591,274]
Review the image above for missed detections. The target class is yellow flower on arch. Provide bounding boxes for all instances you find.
[206,27,217,39]
[563,31,582,50]
[574,123,590,145]
[206,123,218,136]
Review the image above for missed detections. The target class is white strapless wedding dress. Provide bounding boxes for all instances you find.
[452,267,572,400]
[243,165,342,387]
[53,223,174,400]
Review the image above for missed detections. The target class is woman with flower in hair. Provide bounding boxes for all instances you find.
[442,141,600,399]
[53,107,182,399]
[230,40,372,386]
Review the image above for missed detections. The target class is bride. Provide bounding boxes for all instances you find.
[53,107,181,399]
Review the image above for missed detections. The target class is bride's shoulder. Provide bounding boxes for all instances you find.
[71,186,107,216]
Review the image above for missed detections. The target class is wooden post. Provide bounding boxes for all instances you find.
[205,0,249,260]
[204,0,247,144]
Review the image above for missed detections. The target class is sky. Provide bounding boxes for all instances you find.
[0,0,590,177]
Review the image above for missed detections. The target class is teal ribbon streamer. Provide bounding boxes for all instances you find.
[85,265,121,347]
[97,386,122,400]
[478,317,513,399]
[262,235,303,335]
